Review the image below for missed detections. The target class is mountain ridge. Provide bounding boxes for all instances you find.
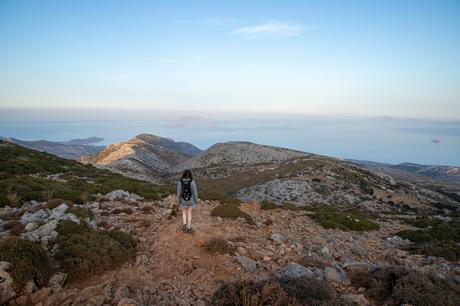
[80,134,202,182]
[0,136,105,159]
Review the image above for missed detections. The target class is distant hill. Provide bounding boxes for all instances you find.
[349,159,460,187]
[60,137,104,145]
[0,136,105,159]
[166,141,460,215]
[81,134,202,182]
[174,141,311,172]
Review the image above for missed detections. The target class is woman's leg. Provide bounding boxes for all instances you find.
[182,208,187,225]
[186,207,192,228]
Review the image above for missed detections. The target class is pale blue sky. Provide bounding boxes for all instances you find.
[1,0,459,119]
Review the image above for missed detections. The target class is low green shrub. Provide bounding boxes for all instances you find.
[69,206,94,220]
[407,240,460,261]
[210,203,253,223]
[313,206,380,231]
[56,231,130,281]
[396,218,460,260]
[0,237,51,290]
[55,220,137,281]
[405,216,442,228]
[56,219,91,236]
[397,223,459,243]
[103,229,138,255]
[200,191,241,205]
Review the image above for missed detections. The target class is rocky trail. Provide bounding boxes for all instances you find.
[3,194,459,306]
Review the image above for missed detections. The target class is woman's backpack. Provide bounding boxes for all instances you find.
[181,179,192,201]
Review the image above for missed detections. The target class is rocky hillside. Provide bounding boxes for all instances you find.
[350,159,460,187]
[173,141,311,174]
[0,136,105,159]
[166,142,460,217]
[81,134,202,182]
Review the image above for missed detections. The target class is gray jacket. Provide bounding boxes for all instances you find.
[176,179,199,207]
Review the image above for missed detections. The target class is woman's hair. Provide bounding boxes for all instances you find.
[181,169,193,180]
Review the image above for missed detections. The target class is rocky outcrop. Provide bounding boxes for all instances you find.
[277,263,314,278]
[175,141,310,171]
[105,190,144,202]
[19,203,82,245]
[81,134,202,180]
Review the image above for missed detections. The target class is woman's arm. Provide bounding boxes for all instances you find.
[191,181,199,204]
[176,181,182,203]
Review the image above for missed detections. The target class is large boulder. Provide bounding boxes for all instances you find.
[105,190,143,202]
[323,267,349,284]
[60,213,80,223]
[236,256,258,273]
[24,222,39,232]
[49,203,69,220]
[342,261,378,274]
[277,263,314,279]
[21,209,48,225]
[22,220,58,242]
[270,233,286,244]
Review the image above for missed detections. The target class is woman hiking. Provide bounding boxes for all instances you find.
[176,169,199,233]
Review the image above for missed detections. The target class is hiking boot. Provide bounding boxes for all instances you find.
[186,227,192,233]
[181,224,187,232]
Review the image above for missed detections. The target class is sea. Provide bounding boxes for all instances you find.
[1,109,459,167]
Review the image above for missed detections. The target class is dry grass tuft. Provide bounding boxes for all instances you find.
[112,207,134,215]
[212,276,348,306]
[204,237,235,255]
[350,266,460,306]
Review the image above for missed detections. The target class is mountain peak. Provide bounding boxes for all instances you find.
[82,134,202,181]
[134,134,164,142]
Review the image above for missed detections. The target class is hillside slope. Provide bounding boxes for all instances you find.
[169,142,460,216]
[0,140,166,206]
[174,141,311,174]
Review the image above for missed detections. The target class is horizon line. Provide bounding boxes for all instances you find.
[1,107,459,122]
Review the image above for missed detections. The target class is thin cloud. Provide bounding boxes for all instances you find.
[160,59,185,64]
[159,58,200,64]
[233,21,312,38]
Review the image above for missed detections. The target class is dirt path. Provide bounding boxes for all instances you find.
[140,203,240,304]
[72,201,248,306]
